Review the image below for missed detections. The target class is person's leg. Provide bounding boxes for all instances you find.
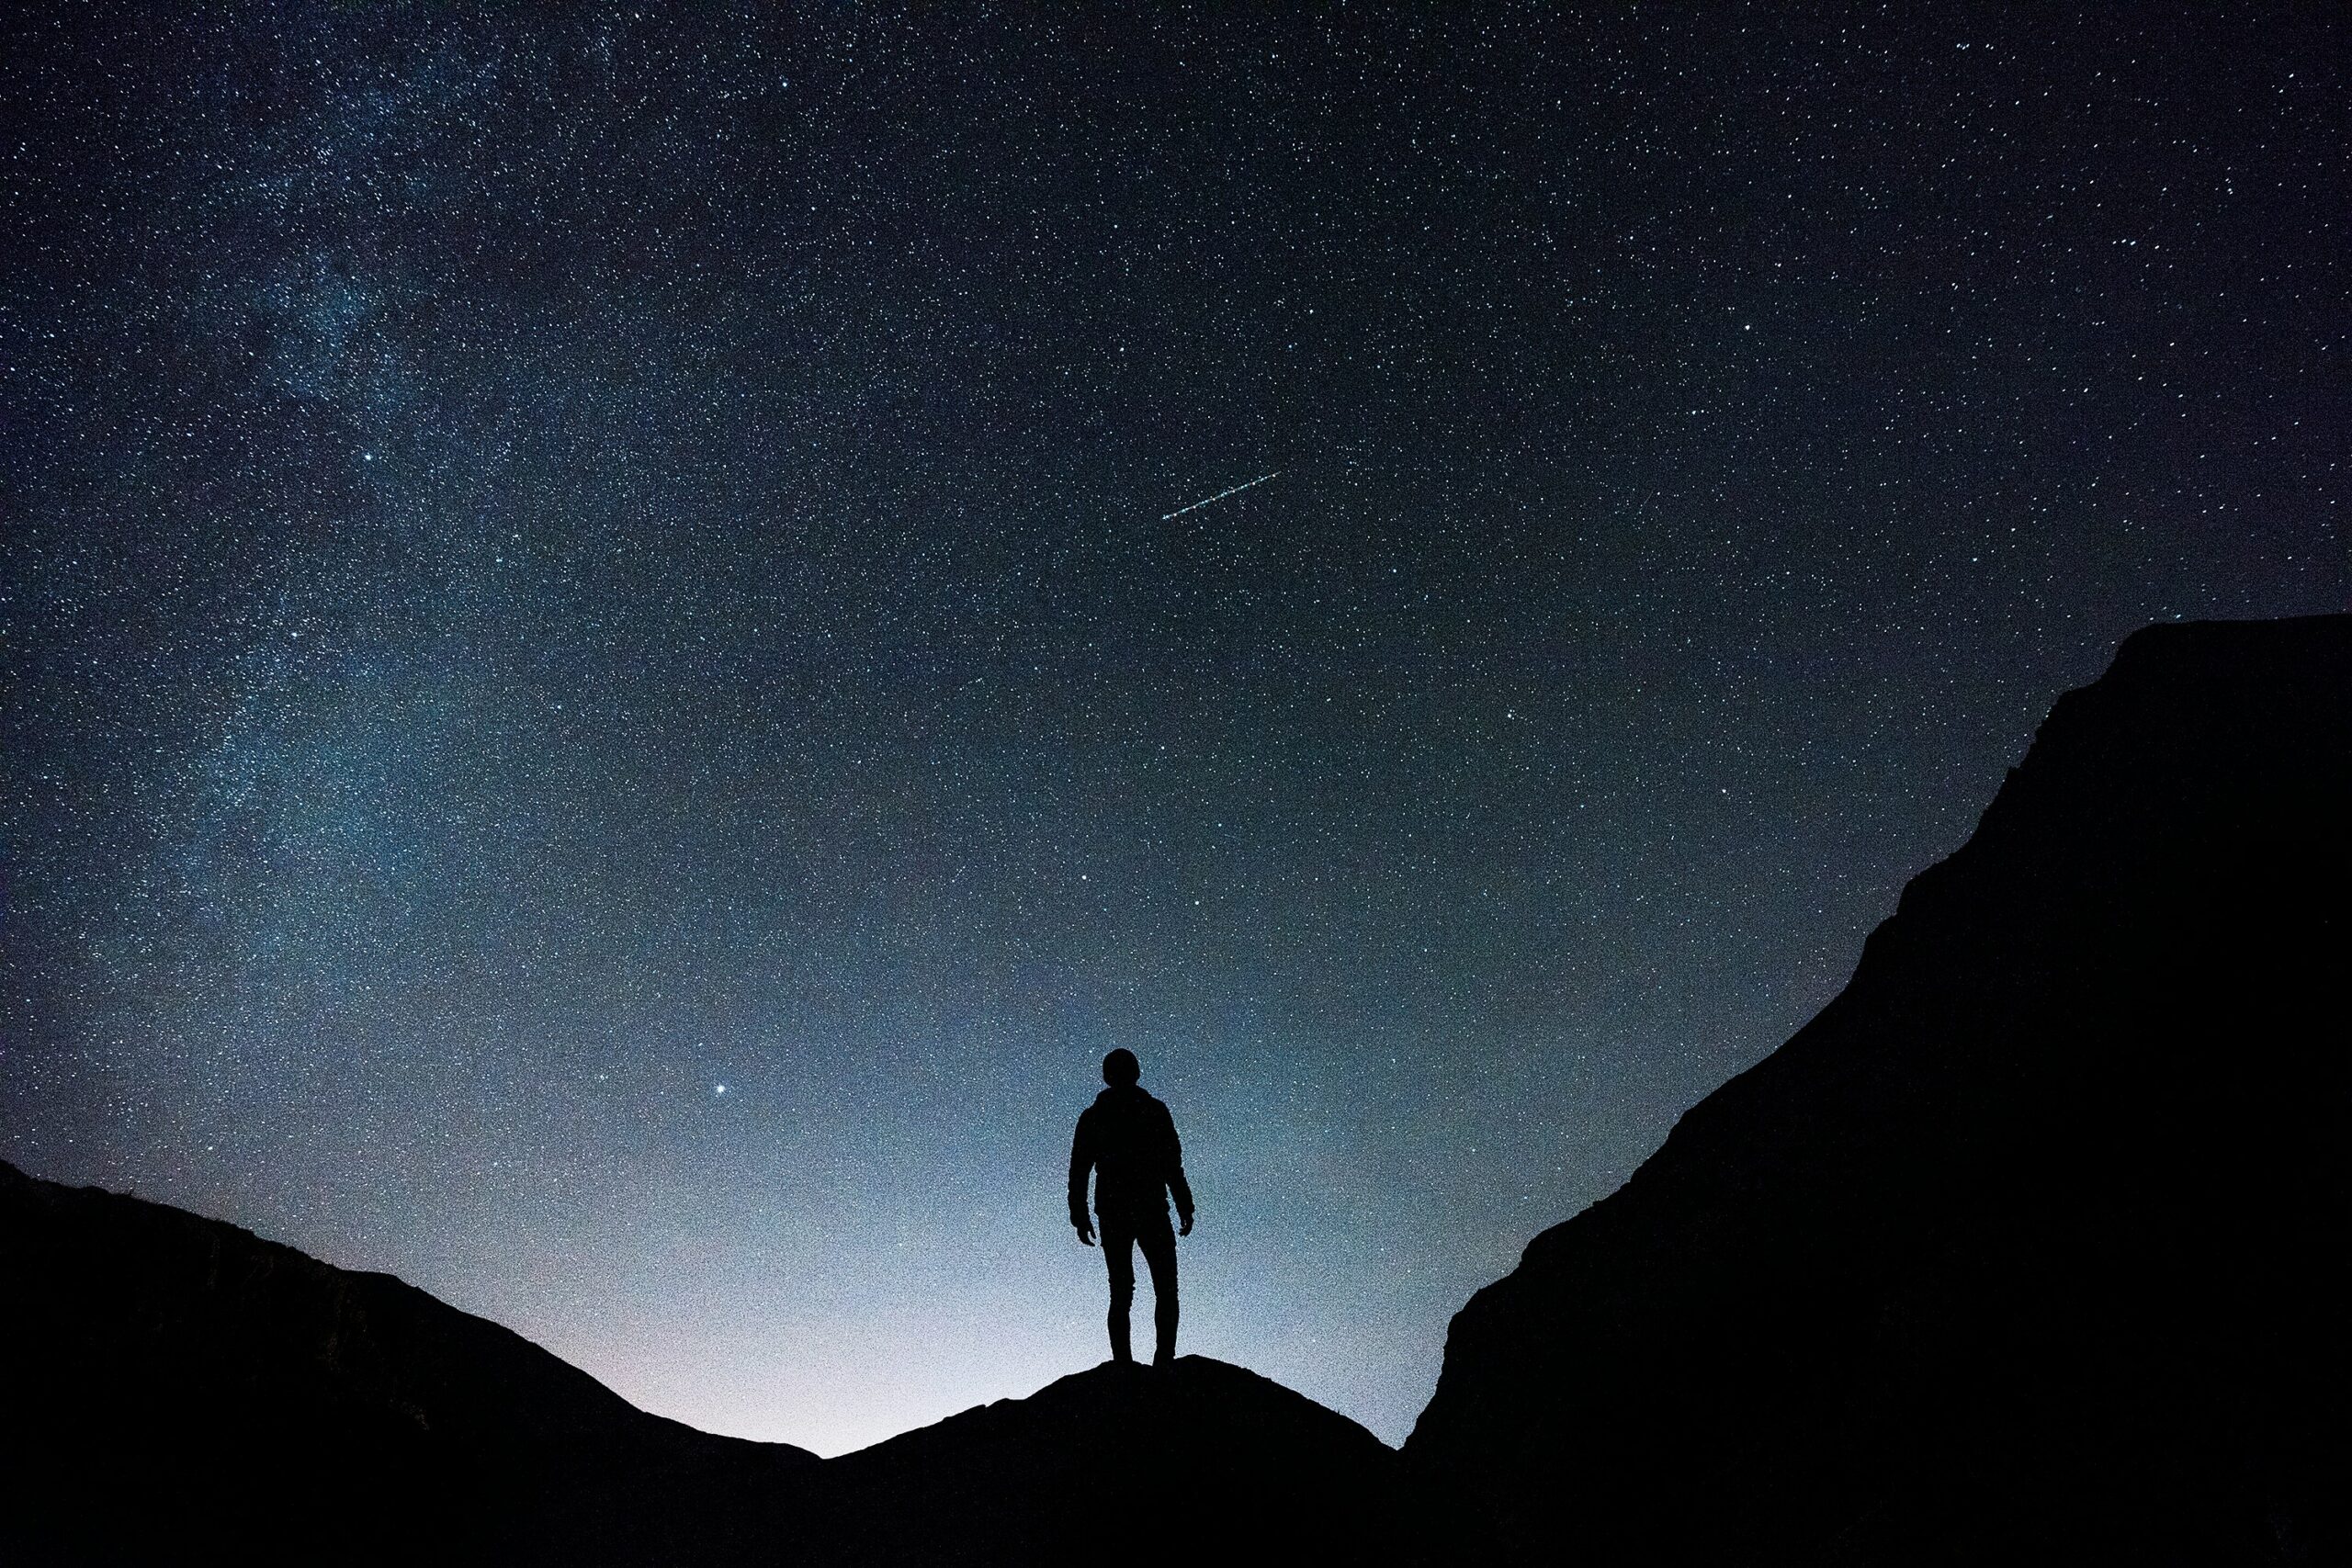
[1136,1213,1179,1365]
[1101,1216,1136,1363]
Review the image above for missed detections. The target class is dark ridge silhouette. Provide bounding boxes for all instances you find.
[0,1159,818,1566]
[1405,615,2351,1565]
[0,1161,1418,1565]
[796,1356,1415,1566]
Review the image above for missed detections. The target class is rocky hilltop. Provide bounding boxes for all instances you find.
[1404,615,2350,1563]
[797,1356,1410,1565]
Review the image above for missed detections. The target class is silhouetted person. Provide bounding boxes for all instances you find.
[1069,1049,1194,1366]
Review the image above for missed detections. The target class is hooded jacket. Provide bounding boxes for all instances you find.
[1068,1083,1194,1228]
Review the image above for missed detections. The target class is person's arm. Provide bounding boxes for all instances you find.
[1162,1103,1195,1235]
[1068,1111,1096,1245]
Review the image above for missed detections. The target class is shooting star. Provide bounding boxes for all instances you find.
[1162,470,1282,521]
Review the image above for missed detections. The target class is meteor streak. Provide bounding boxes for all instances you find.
[1162,470,1281,520]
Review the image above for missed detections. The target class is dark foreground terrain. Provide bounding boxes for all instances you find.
[0,1156,1410,1567]
[5,615,2344,1565]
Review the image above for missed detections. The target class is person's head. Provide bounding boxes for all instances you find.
[1102,1048,1140,1087]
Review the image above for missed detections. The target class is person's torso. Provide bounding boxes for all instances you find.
[1086,1089,1173,1216]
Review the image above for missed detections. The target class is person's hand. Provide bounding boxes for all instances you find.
[1075,1219,1095,1247]
[1178,1212,1194,1237]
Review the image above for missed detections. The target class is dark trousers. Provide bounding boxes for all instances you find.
[1100,1209,1178,1364]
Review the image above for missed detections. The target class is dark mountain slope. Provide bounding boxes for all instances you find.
[1404,615,2350,1564]
[0,1159,818,1566]
[792,1356,1415,1566]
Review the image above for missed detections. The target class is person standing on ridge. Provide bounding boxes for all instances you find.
[1068,1049,1194,1366]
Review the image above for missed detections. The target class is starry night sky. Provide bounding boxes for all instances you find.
[4,6,2345,1453]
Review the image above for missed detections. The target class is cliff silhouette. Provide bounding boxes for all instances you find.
[1406,614,2349,1563]
[4,614,2343,1565]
